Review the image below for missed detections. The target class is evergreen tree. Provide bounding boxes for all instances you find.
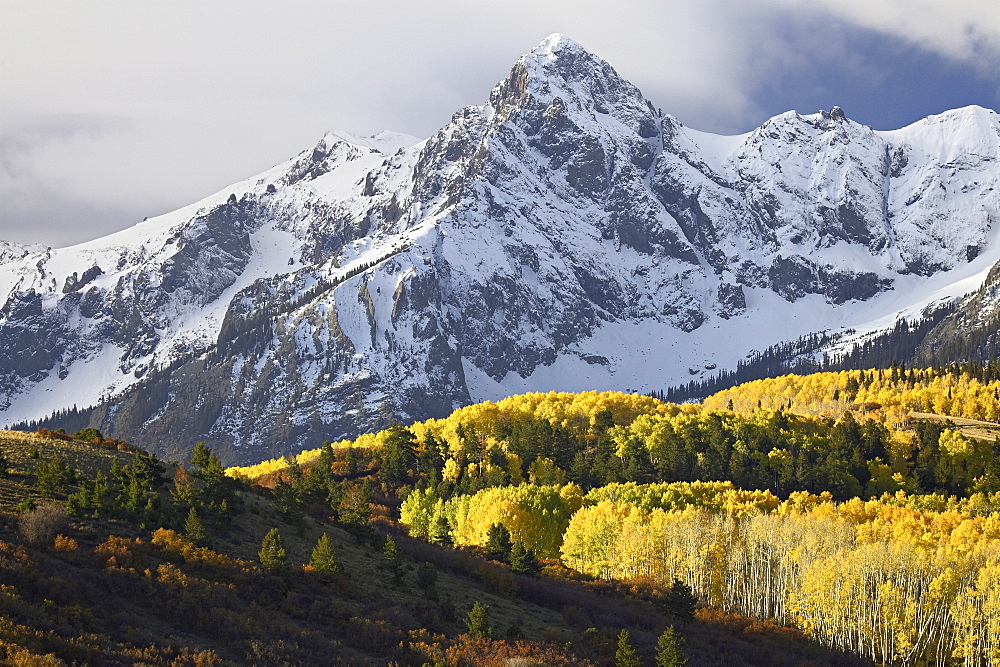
[429,511,452,545]
[35,455,76,495]
[309,533,341,574]
[655,626,688,667]
[484,522,512,562]
[190,441,212,469]
[272,478,303,524]
[259,528,288,570]
[88,471,109,511]
[312,442,336,488]
[383,536,403,584]
[0,448,9,478]
[129,451,166,490]
[184,507,207,546]
[661,578,697,622]
[509,540,541,575]
[337,482,372,528]
[171,465,197,511]
[344,447,359,475]
[416,562,438,594]
[124,474,143,514]
[65,491,86,517]
[199,453,227,493]
[615,629,642,667]
[465,601,492,638]
[380,424,417,484]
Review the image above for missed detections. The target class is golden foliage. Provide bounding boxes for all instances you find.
[704,367,1000,425]
[560,485,1000,665]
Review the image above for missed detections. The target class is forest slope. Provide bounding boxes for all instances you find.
[0,426,861,665]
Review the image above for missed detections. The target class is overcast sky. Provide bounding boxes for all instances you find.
[2,0,999,247]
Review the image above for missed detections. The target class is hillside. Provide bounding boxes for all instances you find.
[221,381,1000,665]
[0,426,869,665]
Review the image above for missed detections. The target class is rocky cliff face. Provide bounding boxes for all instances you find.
[2,34,1000,463]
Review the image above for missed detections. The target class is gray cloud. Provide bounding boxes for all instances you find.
[1,0,998,247]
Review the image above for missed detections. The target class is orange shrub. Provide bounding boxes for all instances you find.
[93,535,147,570]
[52,534,77,552]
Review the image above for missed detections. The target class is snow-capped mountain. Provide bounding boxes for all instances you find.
[3,34,1000,464]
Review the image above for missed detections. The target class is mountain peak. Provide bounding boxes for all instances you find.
[522,33,605,77]
[485,32,655,135]
[530,33,588,59]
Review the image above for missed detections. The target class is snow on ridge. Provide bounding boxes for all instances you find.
[322,129,421,155]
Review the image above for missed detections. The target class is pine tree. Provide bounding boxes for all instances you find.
[272,478,302,524]
[259,528,288,571]
[465,601,492,638]
[662,578,697,622]
[190,441,212,469]
[88,471,109,511]
[429,511,452,545]
[656,626,688,666]
[185,507,207,546]
[380,424,417,484]
[416,562,438,595]
[616,629,642,667]
[484,522,512,562]
[171,465,197,510]
[0,448,9,478]
[35,455,76,495]
[309,533,341,574]
[383,536,402,584]
[509,540,541,575]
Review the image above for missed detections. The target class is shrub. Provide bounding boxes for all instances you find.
[93,535,147,570]
[53,534,78,552]
[73,427,103,443]
[19,503,69,546]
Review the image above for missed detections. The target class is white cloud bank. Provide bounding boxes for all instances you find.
[0,0,998,247]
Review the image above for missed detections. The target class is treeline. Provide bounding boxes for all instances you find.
[705,364,1000,425]
[655,332,836,403]
[12,406,99,439]
[659,303,955,402]
[237,383,1000,506]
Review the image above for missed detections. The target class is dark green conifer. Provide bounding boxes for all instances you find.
[415,562,437,592]
[509,540,541,575]
[662,578,697,622]
[655,626,688,666]
[309,533,341,574]
[185,507,207,546]
[429,511,452,545]
[615,629,641,667]
[259,528,288,570]
[465,601,491,638]
[383,536,403,584]
[484,522,511,562]
[190,441,212,469]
